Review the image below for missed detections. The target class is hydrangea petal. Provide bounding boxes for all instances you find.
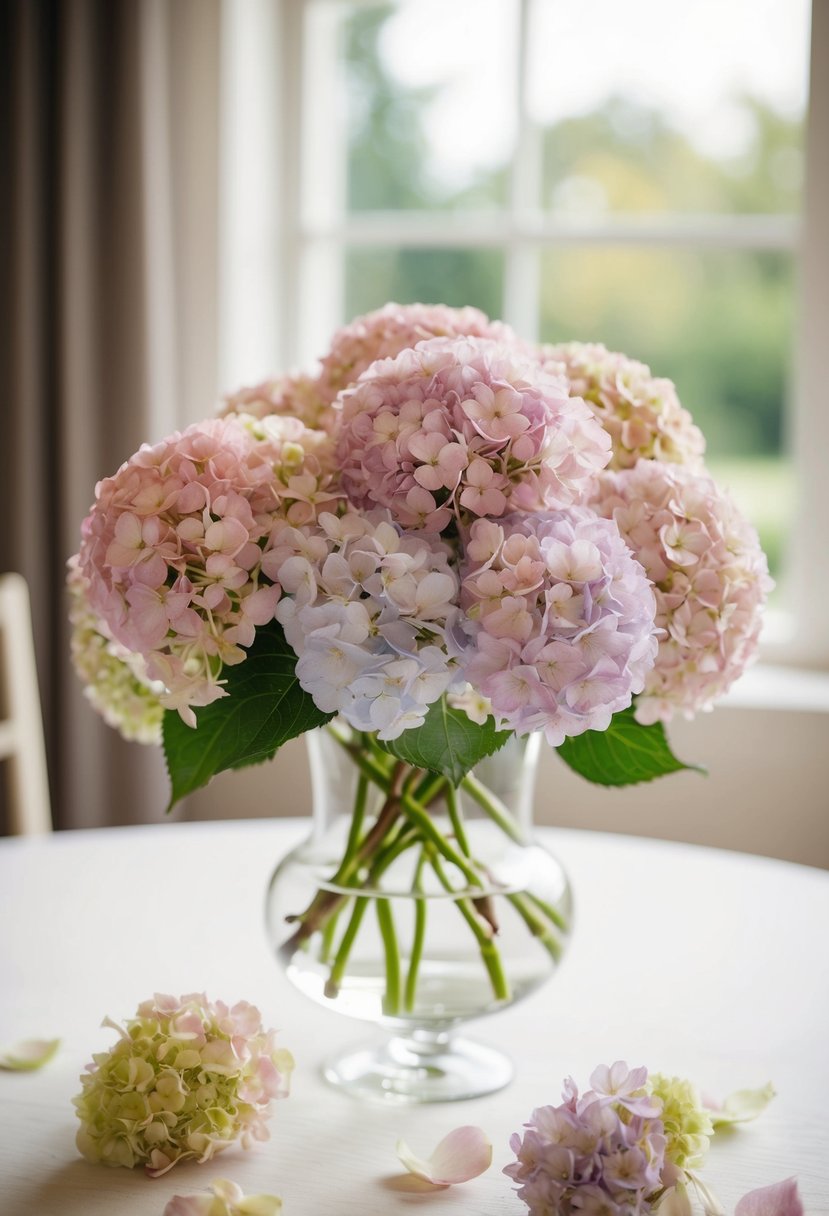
[734,1179,803,1216]
[0,1037,60,1071]
[707,1081,775,1127]
[164,1180,283,1216]
[397,1125,492,1185]
[658,1185,695,1216]
[688,1170,726,1216]
[236,1196,283,1216]
[163,1196,214,1216]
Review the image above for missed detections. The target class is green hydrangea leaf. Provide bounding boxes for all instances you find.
[556,705,705,786]
[383,699,512,786]
[163,619,332,809]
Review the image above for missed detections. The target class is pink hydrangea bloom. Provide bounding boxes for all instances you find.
[591,460,773,722]
[318,301,511,401]
[337,337,611,533]
[736,1179,804,1216]
[267,510,464,738]
[78,416,336,725]
[547,341,706,471]
[459,509,658,746]
[505,1063,667,1215]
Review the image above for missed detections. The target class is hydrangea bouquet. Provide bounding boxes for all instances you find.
[70,303,771,1010]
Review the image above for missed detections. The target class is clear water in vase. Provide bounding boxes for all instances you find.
[265,726,573,1102]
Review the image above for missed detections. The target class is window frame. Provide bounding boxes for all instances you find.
[220,0,828,672]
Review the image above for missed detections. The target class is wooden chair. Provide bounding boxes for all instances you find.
[0,574,52,834]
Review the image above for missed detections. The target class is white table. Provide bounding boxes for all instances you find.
[1,820,827,1216]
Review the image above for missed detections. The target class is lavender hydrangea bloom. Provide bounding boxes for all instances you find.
[459,509,658,746]
[505,1064,667,1216]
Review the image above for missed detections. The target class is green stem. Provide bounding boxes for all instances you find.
[404,850,428,1013]
[325,896,368,998]
[327,723,393,789]
[449,791,499,934]
[324,823,421,998]
[415,773,446,806]
[461,772,526,844]
[281,762,406,955]
[320,769,371,962]
[343,771,370,863]
[400,790,483,887]
[318,726,545,1006]
[445,783,470,855]
[524,891,569,934]
[319,904,341,964]
[329,724,483,887]
[429,852,510,1002]
[506,892,563,961]
[370,822,419,875]
[375,897,401,1016]
[330,724,447,811]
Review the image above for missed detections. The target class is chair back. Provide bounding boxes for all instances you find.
[0,574,52,834]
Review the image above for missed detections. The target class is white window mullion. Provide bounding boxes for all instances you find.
[504,0,540,340]
[296,0,347,366]
[786,0,829,665]
[218,0,284,390]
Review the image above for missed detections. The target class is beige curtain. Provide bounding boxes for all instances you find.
[1,0,222,829]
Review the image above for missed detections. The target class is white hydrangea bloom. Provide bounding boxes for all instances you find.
[266,511,464,739]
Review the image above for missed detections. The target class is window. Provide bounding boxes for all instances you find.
[220,0,826,668]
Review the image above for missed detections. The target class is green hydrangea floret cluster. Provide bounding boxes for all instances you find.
[648,1072,715,1176]
[68,556,164,744]
[73,993,293,1177]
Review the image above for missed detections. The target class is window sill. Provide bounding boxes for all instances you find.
[720,663,829,713]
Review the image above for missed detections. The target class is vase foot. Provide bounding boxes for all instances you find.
[322,1028,513,1104]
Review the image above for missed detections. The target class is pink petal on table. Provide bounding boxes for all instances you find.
[735,1179,803,1216]
[0,1038,60,1071]
[163,1180,283,1216]
[163,1196,213,1216]
[396,1125,492,1185]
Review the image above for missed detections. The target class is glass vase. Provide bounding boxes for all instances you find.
[265,723,573,1103]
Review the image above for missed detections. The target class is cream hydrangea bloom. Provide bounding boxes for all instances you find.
[222,371,335,433]
[67,555,164,744]
[547,341,705,471]
[74,994,293,1176]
